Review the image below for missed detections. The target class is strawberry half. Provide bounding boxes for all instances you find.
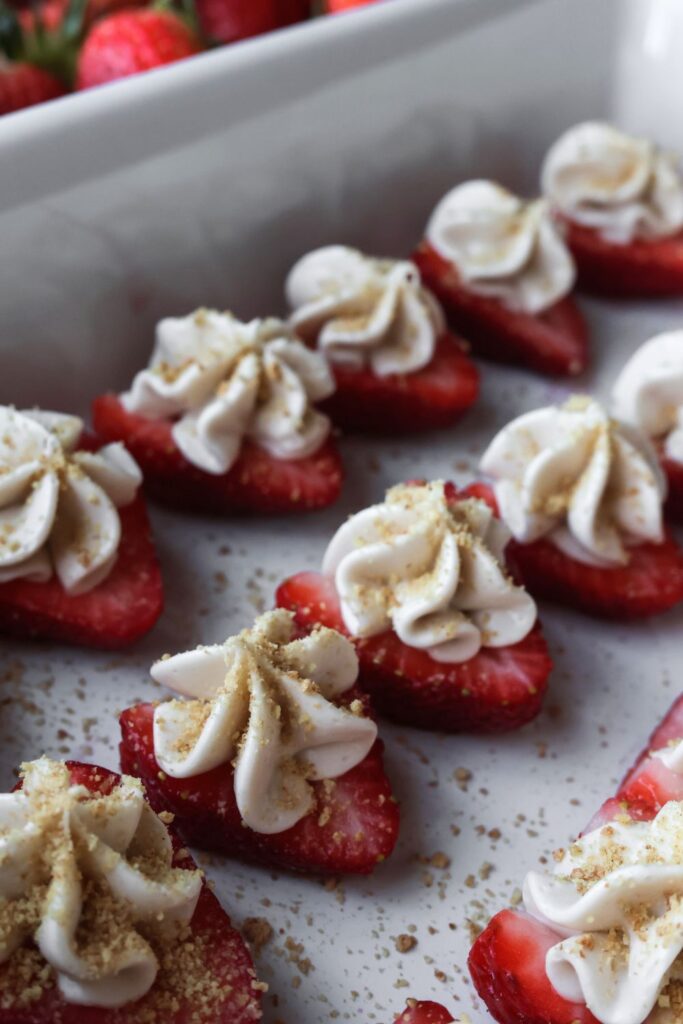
[275,564,552,734]
[0,495,163,649]
[413,242,589,378]
[468,695,683,1024]
[662,449,683,523]
[394,1001,455,1024]
[617,694,683,812]
[92,393,343,515]
[468,481,683,620]
[276,571,550,733]
[506,529,683,621]
[319,334,479,434]
[469,908,597,1024]
[564,220,683,297]
[276,482,552,734]
[119,693,399,876]
[0,761,262,1024]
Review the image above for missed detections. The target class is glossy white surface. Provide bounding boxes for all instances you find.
[1,0,683,1020]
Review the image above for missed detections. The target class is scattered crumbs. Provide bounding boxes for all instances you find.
[394,934,417,953]
[242,917,273,954]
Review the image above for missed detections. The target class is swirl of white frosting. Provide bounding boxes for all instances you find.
[480,396,666,567]
[0,407,142,595]
[321,482,536,664]
[151,610,377,835]
[425,180,576,314]
[121,309,335,475]
[285,245,445,376]
[612,333,683,467]
[523,798,683,1024]
[541,122,683,244]
[0,758,201,1008]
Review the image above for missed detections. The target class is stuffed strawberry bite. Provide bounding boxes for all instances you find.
[0,406,162,648]
[480,395,683,618]
[541,121,683,296]
[119,610,399,875]
[0,757,262,1023]
[93,309,343,514]
[413,180,588,377]
[469,694,683,1024]
[285,245,479,432]
[277,480,552,733]
[612,332,683,521]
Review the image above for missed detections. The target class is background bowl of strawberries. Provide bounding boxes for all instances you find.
[0,0,378,114]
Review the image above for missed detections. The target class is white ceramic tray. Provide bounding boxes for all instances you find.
[2,0,683,1020]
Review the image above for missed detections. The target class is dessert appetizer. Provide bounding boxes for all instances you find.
[542,121,683,296]
[413,180,588,377]
[0,406,163,648]
[395,1001,456,1023]
[285,246,479,432]
[480,395,683,619]
[469,693,683,1024]
[119,610,399,874]
[277,480,552,733]
[92,310,343,514]
[612,332,683,521]
[0,756,262,1022]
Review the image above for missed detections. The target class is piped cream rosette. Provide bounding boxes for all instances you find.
[152,611,377,835]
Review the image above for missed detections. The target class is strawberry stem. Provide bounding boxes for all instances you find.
[61,0,87,42]
[1,0,86,85]
[151,0,200,42]
[0,2,24,60]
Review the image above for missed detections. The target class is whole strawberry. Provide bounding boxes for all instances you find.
[76,8,201,89]
[17,0,148,35]
[194,0,308,44]
[0,57,64,113]
[327,0,378,11]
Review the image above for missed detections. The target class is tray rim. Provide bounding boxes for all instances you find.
[0,0,545,213]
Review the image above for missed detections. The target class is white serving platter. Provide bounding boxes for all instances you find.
[1,0,683,1020]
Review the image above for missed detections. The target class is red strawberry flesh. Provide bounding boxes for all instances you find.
[76,9,201,90]
[327,0,378,10]
[0,495,163,649]
[506,530,683,620]
[413,242,589,378]
[564,220,683,297]
[195,0,308,43]
[92,393,343,514]
[394,1001,455,1023]
[0,62,65,115]
[276,560,551,734]
[119,695,399,875]
[469,694,683,1024]
[662,451,683,523]
[319,334,479,433]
